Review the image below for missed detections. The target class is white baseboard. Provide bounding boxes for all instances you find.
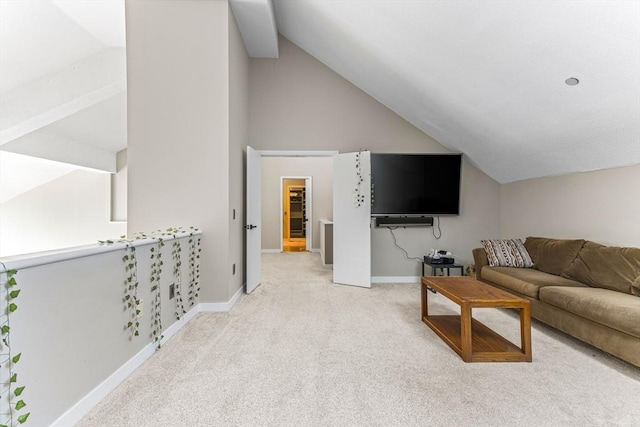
[311,248,320,253]
[51,341,158,427]
[50,287,243,427]
[371,276,420,284]
[199,285,244,312]
[51,304,201,427]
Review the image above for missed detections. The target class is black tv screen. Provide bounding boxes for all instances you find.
[370,153,462,216]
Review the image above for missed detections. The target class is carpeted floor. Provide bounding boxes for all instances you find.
[78,252,640,426]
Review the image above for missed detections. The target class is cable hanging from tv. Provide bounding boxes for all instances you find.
[388,228,423,262]
[387,217,442,262]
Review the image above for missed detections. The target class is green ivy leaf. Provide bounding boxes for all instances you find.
[14,386,25,396]
[8,277,17,286]
[9,303,18,312]
[17,413,30,424]
[1,325,9,334]
[12,353,21,363]
[10,373,17,383]
[10,289,21,298]
[15,400,26,410]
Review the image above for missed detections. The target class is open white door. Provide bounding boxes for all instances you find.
[333,151,371,288]
[246,146,261,293]
[305,177,312,251]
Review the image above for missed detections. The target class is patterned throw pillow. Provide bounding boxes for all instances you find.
[481,239,534,268]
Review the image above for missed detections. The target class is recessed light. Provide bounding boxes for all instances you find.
[565,77,580,86]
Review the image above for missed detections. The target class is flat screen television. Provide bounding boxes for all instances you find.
[370,153,462,216]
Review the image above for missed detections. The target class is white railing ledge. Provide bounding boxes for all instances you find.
[0,229,202,272]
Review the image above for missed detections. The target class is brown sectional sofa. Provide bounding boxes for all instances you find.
[472,237,640,367]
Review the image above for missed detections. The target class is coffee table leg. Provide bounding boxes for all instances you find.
[520,304,532,362]
[421,282,429,319]
[460,303,473,362]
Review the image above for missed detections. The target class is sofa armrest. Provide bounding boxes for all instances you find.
[472,248,489,280]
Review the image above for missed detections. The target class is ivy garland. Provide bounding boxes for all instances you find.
[187,235,201,308]
[354,149,366,207]
[0,227,199,425]
[0,266,30,426]
[172,240,185,320]
[122,243,140,339]
[149,239,164,348]
[99,227,200,346]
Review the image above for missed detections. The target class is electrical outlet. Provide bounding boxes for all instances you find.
[232,263,236,275]
[169,284,175,299]
[136,299,143,318]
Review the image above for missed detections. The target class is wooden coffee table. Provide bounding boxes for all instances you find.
[421,276,532,362]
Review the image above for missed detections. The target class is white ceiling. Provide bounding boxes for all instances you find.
[2,0,637,203]
[271,0,640,183]
[0,0,126,203]
[0,151,77,204]
[230,0,279,58]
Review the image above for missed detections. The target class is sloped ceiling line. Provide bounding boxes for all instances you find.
[271,0,640,183]
[0,48,126,146]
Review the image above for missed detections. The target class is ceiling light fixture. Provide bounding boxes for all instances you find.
[565,77,580,86]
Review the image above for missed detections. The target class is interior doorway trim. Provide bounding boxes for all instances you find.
[256,149,339,255]
[280,176,312,252]
[260,150,338,158]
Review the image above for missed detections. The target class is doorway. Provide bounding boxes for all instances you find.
[281,176,312,252]
[245,148,338,294]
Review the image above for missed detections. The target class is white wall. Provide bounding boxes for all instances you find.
[0,170,125,257]
[261,157,333,250]
[110,148,127,222]
[228,4,249,300]
[251,37,501,276]
[126,0,242,302]
[500,164,640,247]
[6,235,195,426]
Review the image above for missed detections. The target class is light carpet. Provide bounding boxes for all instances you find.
[78,252,640,426]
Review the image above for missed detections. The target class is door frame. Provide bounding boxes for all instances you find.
[258,150,337,253]
[280,176,313,252]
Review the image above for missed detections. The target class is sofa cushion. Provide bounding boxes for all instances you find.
[562,241,640,296]
[523,237,585,276]
[539,286,640,338]
[482,266,587,299]
[481,239,534,268]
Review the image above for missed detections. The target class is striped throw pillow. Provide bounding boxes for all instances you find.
[481,239,534,268]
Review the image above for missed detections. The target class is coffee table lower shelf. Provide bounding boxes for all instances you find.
[423,315,529,362]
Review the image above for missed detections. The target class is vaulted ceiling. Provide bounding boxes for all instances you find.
[271,0,640,183]
[2,0,638,204]
[0,0,126,203]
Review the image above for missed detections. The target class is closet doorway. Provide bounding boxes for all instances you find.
[281,176,312,252]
